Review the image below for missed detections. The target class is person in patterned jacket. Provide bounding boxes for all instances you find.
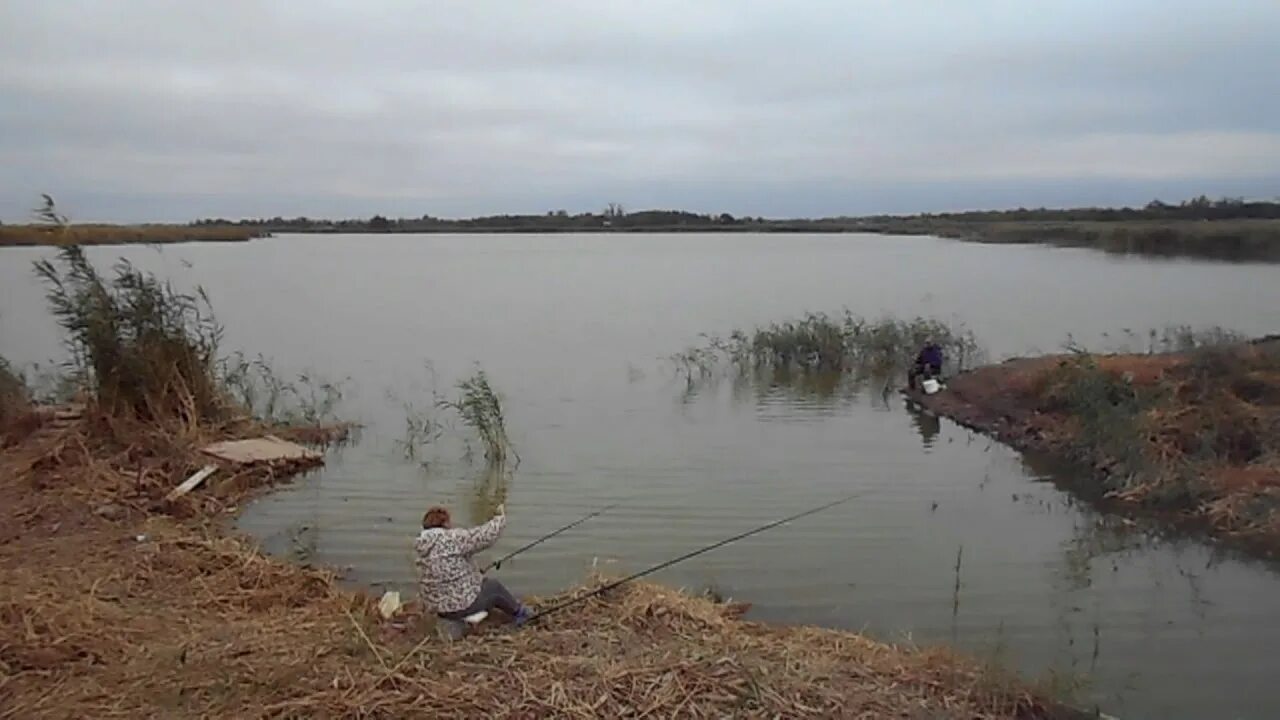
[414,503,532,626]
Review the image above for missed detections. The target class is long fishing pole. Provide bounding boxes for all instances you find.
[483,503,619,572]
[525,490,868,624]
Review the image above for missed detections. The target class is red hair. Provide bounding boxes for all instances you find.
[422,506,451,529]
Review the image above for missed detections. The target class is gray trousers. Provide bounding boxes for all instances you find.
[438,577,521,621]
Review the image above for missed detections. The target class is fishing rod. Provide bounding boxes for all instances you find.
[483,502,619,572]
[524,490,868,624]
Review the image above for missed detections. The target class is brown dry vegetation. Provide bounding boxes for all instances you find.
[921,339,1280,551]
[0,413,1082,719]
[0,224,262,247]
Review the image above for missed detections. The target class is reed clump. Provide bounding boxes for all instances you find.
[438,367,516,464]
[676,311,983,384]
[34,244,226,425]
[26,197,346,444]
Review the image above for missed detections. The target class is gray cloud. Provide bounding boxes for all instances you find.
[1,0,1278,221]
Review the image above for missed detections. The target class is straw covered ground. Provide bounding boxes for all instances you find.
[0,412,1081,719]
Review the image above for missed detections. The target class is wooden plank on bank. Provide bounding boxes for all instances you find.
[200,436,321,465]
[165,464,219,502]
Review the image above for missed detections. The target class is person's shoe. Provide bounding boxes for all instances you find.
[513,605,533,627]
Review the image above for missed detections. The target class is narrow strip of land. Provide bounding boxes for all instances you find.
[915,338,1280,555]
[6,194,1280,261]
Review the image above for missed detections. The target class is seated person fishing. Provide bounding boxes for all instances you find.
[907,339,944,391]
[414,503,532,627]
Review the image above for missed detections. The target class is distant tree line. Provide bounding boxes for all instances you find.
[857,195,1280,224]
[193,205,763,233]
[190,195,1280,233]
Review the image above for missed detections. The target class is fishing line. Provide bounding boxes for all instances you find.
[483,502,619,572]
[525,489,873,624]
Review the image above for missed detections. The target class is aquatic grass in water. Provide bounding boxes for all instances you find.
[674,311,983,389]
[219,353,296,422]
[385,362,448,462]
[388,363,515,465]
[397,400,443,461]
[439,367,517,465]
[217,352,348,427]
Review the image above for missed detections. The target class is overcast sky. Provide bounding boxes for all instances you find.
[1,0,1278,222]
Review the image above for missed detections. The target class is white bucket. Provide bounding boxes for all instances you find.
[921,378,941,395]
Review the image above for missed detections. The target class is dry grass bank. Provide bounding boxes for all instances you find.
[920,339,1280,552]
[0,414,1080,719]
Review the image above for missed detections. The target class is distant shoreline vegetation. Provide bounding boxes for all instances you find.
[0,223,264,247]
[4,194,1279,260]
[203,195,1280,261]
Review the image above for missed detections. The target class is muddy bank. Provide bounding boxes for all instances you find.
[916,339,1280,555]
[0,413,1085,719]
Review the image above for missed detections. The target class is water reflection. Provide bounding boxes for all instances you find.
[738,368,891,413]
[1058,515,1144,592]
[465,462,510,525]
[904,400,942,449]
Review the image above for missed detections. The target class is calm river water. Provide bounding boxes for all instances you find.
[2,233,1279,719]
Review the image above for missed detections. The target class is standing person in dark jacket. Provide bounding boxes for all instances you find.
[908,339,944,391]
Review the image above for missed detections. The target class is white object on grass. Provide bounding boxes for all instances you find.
[436,610,490,641]
[921,378,941,395]
[377,591,402,619]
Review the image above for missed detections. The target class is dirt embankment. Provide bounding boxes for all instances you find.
[918,339,1280,553]
[0,411,1083,719]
